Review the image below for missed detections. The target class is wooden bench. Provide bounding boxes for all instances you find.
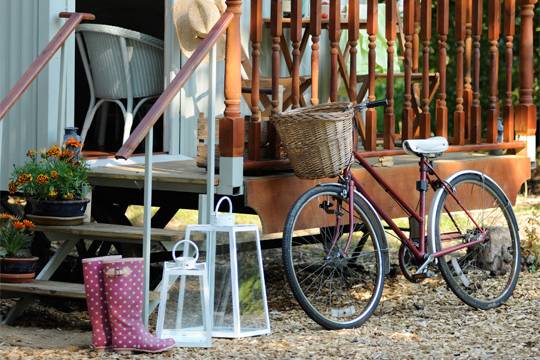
[1,222,180,324]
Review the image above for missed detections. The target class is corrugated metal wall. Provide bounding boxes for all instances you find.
[0,0,75,191]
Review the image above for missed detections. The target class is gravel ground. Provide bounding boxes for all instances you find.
[0,196,539,359]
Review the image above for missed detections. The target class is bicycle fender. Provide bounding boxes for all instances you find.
[318,183,391,274]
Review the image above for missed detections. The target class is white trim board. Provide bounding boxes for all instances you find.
[87,153,191,168]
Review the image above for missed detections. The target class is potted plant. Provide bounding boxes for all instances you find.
[9,138,90,219]
[0,213,38,283]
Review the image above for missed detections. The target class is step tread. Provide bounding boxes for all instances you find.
[35,222,183,243]
[0,280,85,299]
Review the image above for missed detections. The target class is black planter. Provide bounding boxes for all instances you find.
[0,257,39,274]
[27,199,89,217]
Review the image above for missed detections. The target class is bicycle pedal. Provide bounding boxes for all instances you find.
[412,270,436,281]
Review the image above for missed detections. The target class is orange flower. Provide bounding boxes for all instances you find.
[63,193,75,200]
[22,219,34,229]
[17,173,32,185]
[26,149,35,158]
[50,170,59,179]
[12,220,25,230]
[46,145,61,158]
[8,181,17,194]
[64,137,83,149]
[0,213,14,220]
[36,174,49,184]
[60,149,74,160]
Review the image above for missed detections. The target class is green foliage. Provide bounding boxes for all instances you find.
[9,140,90,201]
[0,215,34,257]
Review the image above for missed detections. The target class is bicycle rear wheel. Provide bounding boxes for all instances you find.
[431,172,520,309]
[282,185,385,329]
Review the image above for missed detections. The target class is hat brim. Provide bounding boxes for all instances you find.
[173,0,226,62]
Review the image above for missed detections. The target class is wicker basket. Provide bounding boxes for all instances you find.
[272,102,354,179]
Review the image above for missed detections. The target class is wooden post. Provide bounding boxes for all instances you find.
[487,0,501,144]
[248,0,262,160]
[384,0,396,148]
[515,0,537,137]
[470,0,483,144]
[413,0,421,72]
[310,0,321,105]
[463,0,473,140]
[270,0,283,158]
[453,0,466,145]
[402,0,415,141]
[365,0,377,150]
[419,0,432,138]
[348,0,359,103]
[503,0,516,142]
[291,0,302,108]
[220,1,244,158]
[329,0,340,102]
[436,0,449,138]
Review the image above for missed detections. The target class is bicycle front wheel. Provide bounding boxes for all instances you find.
[282,185,385,330]
[431,172,520,309]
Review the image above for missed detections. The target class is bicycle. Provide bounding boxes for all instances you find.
[281,100,521,330]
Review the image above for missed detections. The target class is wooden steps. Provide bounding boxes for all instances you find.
[35,222,183,244]
[0,280,160,300]
[0,280,85,299]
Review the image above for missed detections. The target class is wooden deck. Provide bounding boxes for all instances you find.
[88,153,531,236]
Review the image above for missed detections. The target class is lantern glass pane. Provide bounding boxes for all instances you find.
[236,230,267,332]
[185,230,209,262]
[213,231,234,331]
[161,270,211,346]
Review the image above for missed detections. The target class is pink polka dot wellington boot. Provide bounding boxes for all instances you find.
[82,255,122,351]
[102,258,175,353]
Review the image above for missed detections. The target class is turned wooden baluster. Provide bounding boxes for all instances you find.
[270,0,283,158]
[487,0,501,144]
[329,0,340,102]
[470,0,483,144]
[384,0,396,148]
[436,0,449,138]
[503,0,516,142]
[515,0,538,137]
[291,0,302,108]
[365,0,378,151]
[463,0,473,140]
[453,0,466,145]
[348,0,359,103]
[419,0,432,138]
[310,0,321,105]
[249,0,262,160]
[413,0,421,72]
[402,0,415,141]
[221,0,244,159]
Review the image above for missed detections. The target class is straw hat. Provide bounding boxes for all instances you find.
[173,0,227,61]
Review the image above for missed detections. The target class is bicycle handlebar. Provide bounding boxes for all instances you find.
[352,99,388,111]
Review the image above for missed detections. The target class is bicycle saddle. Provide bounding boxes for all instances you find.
[403,136,449,158]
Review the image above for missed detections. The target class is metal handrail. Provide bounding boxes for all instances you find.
[115,11,234,160]
[0,12,95,121]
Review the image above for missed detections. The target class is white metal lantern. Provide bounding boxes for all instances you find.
[184,197,271,338]
[156,240,212,347]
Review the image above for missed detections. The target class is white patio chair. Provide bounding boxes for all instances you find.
[76,24,164,145]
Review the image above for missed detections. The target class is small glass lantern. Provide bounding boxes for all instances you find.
[156,240,212,347]
[184,197,271,338]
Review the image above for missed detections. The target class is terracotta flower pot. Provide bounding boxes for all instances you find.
[0,256,39,283]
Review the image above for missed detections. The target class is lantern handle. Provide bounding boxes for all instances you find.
[171,240,199,264]
[215,196,233,214]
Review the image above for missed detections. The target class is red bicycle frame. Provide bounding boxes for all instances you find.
[342,150,487,262]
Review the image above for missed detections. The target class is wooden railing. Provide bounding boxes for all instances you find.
[245,0,536,162]
[0,12,95,121]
